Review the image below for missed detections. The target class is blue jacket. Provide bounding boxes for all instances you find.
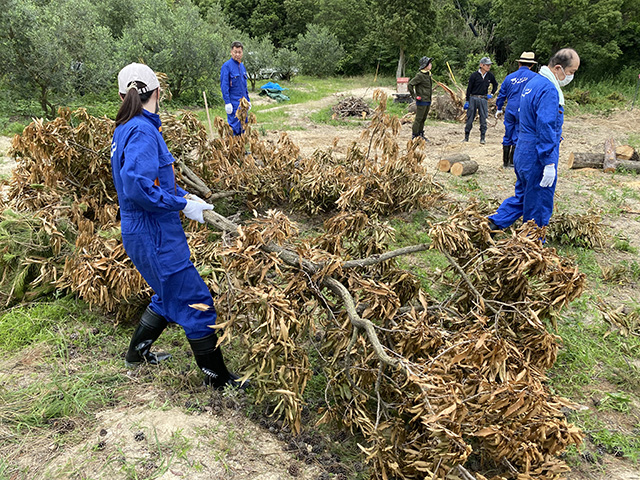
[220,58,250,106]
[495,66,537,113]
[518,74,564,168]
[110,110,188,234]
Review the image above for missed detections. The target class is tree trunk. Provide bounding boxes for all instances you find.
[396,48,405,79]
[615,145,639,161]
[603,138,617,173]
[438,153,470,172]
[616,160,640,173]
[450,160,478,176]
[567,152,604,169]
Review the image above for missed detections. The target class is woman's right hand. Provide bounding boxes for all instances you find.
[182,199,213,223]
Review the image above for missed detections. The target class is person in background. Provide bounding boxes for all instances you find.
[464,57,498,144]
[220,41,250,135]
[110,63,246,390]
[408,56,433,141]
[495,52,538,168]
[488,49,580,233]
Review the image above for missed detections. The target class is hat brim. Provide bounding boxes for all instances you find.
[518,58,538,64]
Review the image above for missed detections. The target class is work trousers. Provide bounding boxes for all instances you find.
[412,104,431,136]
[465,96,488,135]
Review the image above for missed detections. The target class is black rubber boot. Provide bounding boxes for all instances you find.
[487,219,501,239]
[464,131,469,142]
[508,145,515,167]
[480,132,486,144]
[502,145,511,168]
[125,307,172,368]
[188,333,248,390]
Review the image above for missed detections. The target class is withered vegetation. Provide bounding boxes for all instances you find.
[1,91,589,479]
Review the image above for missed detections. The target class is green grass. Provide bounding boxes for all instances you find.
[564,75,638,116]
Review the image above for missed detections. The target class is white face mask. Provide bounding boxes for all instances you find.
[557,66,574,87]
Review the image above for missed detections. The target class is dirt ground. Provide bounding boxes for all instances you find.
[2,88,640,479]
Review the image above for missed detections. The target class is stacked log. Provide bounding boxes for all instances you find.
[438,153,470,172]
[451,160,478,176]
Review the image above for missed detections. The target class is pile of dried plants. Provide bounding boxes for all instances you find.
[331,96,372,118]
[0,92,586,479]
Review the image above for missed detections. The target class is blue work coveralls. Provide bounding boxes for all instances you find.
[110,110,217,339]
[220,58,250,135]
[489,74,563,229]
[495,66,537,146]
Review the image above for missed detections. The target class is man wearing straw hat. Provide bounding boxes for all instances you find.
[495,52,538,168]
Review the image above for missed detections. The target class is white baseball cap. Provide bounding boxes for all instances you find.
[118,63,160,95]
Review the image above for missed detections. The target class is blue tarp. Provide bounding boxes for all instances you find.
[260,81,287,91]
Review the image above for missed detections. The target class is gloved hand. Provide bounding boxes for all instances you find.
[495,109,503,118]
[464,101,469,110]
[487,94,493,99]
[540,164,556,188]
[225,103,233,115]
[248,102,252,110]
[182,199,213,223]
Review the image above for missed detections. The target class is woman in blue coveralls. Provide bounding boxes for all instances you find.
[110,63,245,389]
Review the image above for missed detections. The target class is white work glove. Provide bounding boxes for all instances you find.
[495,109,503,118]
[540,164,556,188]
[182,199,213,223]
[248,102,251,110]
[225,103,233,115]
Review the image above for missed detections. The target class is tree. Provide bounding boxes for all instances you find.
[243,36,276,91]
[0,0,118,117]
[372,0,436,78]
[491,0,625,75]
[274,47,301,81]
[295,24,345,77]
[118,0,225,100]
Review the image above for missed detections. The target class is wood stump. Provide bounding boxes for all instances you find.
[450,160,478,176]
[438,153,470,172]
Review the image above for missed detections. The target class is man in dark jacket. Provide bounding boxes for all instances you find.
[408,56,433,140]
[464,57,498,144]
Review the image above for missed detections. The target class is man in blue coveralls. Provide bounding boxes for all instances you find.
[220,41,250,135]
[488,49,580,233]
[494,52,538,168]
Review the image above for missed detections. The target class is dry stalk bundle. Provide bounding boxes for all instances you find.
[546,211,606,248]
[331,96,372,118]
[599,301,640,337]
[2,101,589,480]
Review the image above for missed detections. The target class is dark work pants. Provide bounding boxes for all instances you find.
[412,104,431,136]
[465,96,488,135]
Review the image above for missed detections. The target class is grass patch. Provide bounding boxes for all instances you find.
[549,309,640,398]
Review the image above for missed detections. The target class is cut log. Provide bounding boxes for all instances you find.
[567,152,604,169]
[438,153,470,172]
[603,138,617,173]
[615,160,640,173]
[615,145,639,161]
[450,160,478,176]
